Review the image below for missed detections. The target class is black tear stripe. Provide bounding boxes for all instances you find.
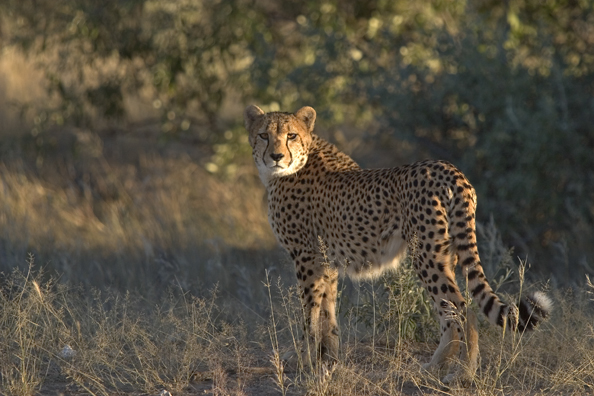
[262,136,270,164]
[285,133,293,166]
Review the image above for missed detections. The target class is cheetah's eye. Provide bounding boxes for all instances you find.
[287,133,297,140]
[258,133,269,140]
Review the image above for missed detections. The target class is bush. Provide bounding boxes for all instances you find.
[1,0,592,284]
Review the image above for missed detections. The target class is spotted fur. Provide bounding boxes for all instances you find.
[244,105,552,383]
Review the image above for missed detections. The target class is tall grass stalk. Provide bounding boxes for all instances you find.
[264,271,291,396]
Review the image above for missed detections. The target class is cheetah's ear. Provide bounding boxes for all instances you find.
[244,105,265,131]
[294,106,316,133]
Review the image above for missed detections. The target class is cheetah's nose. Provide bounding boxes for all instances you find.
[270,153,284,162]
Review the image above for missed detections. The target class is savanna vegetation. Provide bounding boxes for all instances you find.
[0,0,593,394]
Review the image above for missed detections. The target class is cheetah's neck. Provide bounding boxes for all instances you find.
[265,134,360,191]
[306,134,361,172]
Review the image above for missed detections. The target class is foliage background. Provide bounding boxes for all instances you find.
[0,0,593,294]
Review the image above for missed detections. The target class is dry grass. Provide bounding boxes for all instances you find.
[0,124,281,304]
[0,261,256,396]
[257,250,592,395]
[0,128,272,249]
[2,255,592,396]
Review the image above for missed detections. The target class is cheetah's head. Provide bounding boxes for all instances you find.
[244,105,316,186]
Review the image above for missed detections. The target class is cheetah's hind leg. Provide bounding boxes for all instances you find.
[440,308,479,387]
[421,306,478,387]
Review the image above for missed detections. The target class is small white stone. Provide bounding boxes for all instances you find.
[60,345,76,359]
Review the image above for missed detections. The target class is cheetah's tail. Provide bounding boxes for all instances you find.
[464,265,552,332]
[512,291,552,332]
[449,178,552,332]
[463,263,552,332]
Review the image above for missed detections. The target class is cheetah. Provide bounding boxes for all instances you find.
[244,105,551,384]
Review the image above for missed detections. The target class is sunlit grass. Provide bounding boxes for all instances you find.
[0,127,277,301]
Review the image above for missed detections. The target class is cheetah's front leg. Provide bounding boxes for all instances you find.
[297,257,339,367]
